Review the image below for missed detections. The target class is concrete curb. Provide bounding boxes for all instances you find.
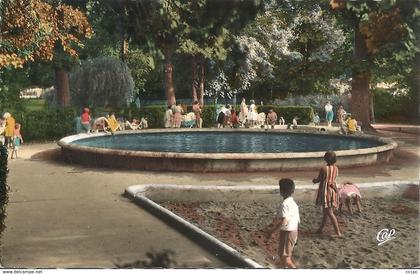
[125,185,264,268]
[125,180,418,268]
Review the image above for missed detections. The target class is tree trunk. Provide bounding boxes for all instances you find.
[164,49,176,106]
[191,55,198,103]
[55,67,70,107]
[120,34,129,62]
[198,56,205,106]
[350,26,373,130]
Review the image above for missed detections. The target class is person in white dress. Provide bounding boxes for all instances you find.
[164,106,173,128]
[239,98,248,126]
[324,101,334,127]
[248,100,258,127]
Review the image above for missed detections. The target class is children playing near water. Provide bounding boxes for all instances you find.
[265,178,300,268]
[11,123,23,159]
[338,182,362,215]
[312,150,342,237]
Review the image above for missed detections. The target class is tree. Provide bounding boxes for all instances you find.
[178,0,263,105]
[124,0,191,107]
[330,0,417,129]
[0,0,93,106]
[223,0,346,101]
[69,56,134,108]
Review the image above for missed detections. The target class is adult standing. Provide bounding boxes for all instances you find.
[248,100,258,127]
[324,101,334,127]
[337,105,346,125]
[192,101,202,128]
[172,102,183,128]
[4,112,15,148]
[239,98,248,126]
[337,105,347,133]
[81,108,91,133]
[267,109,278,129]
[164,106,173,128]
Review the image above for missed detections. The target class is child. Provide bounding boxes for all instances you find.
[312,151,342,237]
[266,178,300,268]
[313,112,320,126]
[338,182,362,215]
[292,117,298,129]
[11,123,23,159]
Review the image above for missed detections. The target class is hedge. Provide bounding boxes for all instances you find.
[257,105,314,125]
[373,88,412,122]
[7,104,313,142]
[0,145,8,250]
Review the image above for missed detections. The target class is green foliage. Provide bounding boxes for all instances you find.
[372,88,412,122]
[125,49,155,94]
[201,105,217,127]
[22,99,46,111]
[258,105,314,125]
[0,68,27,112]
[70,57,134,108]
[13,108,78,141]
[132,106,166,129]
[0,144,8,256]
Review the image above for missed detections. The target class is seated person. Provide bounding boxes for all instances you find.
[346,114,357,134]
[125,118,141,130]
[279,116,285,125]
[92,117,110,132]
[140,117,148,129]
[257,112,266,127]
[108,112,121,133]
[182,112,196,128]
[267,109,277,129]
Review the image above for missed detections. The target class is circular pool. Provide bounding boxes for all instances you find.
[58,129,397,172]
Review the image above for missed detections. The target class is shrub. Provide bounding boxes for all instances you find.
[373,88,411,122]
[70,57,134,108]
[274,94,349,116]
[258,105,314,124]
[0,145,9,245]
[13,108,77,141]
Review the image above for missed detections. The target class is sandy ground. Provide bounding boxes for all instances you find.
[163,190,419,268]
[2,125,419,268]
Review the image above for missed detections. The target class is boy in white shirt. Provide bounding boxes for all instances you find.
[266,178,300,268]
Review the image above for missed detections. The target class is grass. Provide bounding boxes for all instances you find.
[22,99,46,111]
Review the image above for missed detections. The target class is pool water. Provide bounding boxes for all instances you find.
[70,132,384,153]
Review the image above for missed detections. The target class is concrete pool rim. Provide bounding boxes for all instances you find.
[58,128,398,172]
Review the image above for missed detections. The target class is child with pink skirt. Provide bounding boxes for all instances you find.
[338,182,362,215]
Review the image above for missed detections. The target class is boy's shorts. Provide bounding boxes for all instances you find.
[278,230,298,257]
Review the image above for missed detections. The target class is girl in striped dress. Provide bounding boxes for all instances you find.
[312,151,342,237]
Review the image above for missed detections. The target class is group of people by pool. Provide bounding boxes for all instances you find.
[266,150,362,268]
[162,99,362,133]
[318,101,362,134]
[215,99,288,129]
[164,101,203,129]
[0,112,23,159]
[78,108,148,134]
